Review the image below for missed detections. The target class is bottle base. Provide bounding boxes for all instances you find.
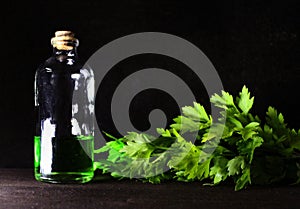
[35,172,94,184]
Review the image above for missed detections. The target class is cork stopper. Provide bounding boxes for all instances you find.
[51,31,79,50]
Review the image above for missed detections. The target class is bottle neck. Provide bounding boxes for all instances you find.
[50,31,80,64]
[52,47,79,63]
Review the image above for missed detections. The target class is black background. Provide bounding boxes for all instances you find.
[1,0,299,168]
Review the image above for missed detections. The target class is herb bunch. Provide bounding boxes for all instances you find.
[94,86,300,190]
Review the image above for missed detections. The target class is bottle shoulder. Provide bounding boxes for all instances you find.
[35,57,94,81]
[36,56,84,73]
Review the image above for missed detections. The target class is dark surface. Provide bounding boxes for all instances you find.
[1,1,300,168]
[0,169,300,209]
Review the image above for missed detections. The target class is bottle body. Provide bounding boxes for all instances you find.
[34,33,94,183]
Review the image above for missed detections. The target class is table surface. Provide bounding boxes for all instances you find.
[1,169,300,209]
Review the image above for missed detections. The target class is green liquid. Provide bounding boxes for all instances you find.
[34,135,94,183]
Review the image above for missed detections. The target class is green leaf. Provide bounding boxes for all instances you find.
[228,117,243,130]
[157,128,172,137]
[171,102,211,134]
[227,156,245,176]
[238,122,260,140]
[125,132,155,143]
[210,90,236,110]
[121,141,154,159]
[291,134,300,151]
[265,107,287,137]
[245,122,260,129]
[237,136,263,163]
[210,156,229,184]
[235,167,251,191]
[182,102,210,122]
[167,137,213,181]
[236,85,254,114]
[171,116,201,133]
[202,123,225,142]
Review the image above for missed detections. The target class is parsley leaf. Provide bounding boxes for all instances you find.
[94,85,300,191]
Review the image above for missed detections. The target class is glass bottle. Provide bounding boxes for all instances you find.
[34,31,94,183]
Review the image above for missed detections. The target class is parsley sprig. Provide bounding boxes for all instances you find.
[94,86,300,190]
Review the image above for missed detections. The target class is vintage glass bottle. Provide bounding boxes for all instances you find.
[34,31,94,183]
